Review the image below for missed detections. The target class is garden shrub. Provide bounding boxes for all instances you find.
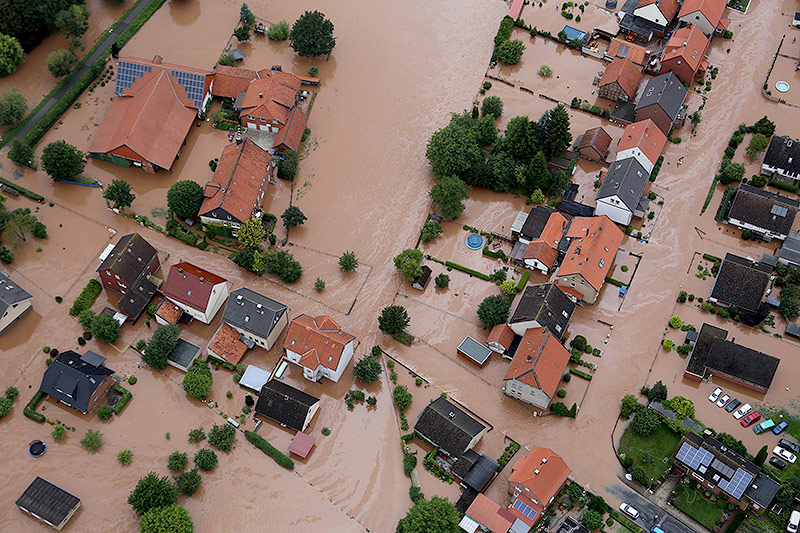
[245,431,294,469]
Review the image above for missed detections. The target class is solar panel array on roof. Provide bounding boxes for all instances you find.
[512,499,538,521]
[676,441,714,470]
[618,44,630,58]
[718,468,754,500]
[171,69,206,108]
[116,61,152,93]
[772,205,789,217]
[711,458,735,479]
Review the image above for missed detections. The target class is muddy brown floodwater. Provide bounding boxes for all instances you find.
[3,0,800,530]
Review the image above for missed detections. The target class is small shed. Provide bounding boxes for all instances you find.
[412,265,432,291]
[167,339,201,372]
[230,48,244,61]
[239,365,270,392]
[16,477,81,531]
[575,127,612,162]
[457,336,492,367]
[288,431,316,458]
[786,322,800,339]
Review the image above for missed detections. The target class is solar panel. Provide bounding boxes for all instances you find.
[718,468,753,500]
[711,458,735,479]
[512,499,538,520]
[772,205,788,217]
[115,60,150,93]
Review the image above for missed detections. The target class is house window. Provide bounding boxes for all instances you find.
[562,310,568,318]
[555,324,562,332]
[599,259,605,268]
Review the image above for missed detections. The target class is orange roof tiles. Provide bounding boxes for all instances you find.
[662,24,709,74]
[241,71,301,125]
[508,0,524,20]
[509,446,572,506]
[163,262,227,312]
[503,328,570,399]
[616,119,667,164]
[208,323,248,365]
[599,57,643,99]
[636,0,679,20]
[212,65,258,99]
[199,139,271,223]
[523,212,569,270]
[466,494,514,533]
[679,0,726,27]
[557,216,623,291]
[274,107,309,152]
[284,314,355,372]
[488,324,515,350]
[607,38,649,67]
[156,300,183,324]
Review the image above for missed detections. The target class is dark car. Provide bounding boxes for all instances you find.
[778,439,800,455]
[769,456,787,470]
[725,398,741,413]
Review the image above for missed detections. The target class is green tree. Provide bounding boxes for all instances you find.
[0,33,24,77]
[631,408,660,436]
[378,305,410,335]
[237,218,266,251]
[477,294,510,326]
[752,115,775,137]
[208,423,236,452]
[128,472,178,515]
[755,445,768,466]
[51,424,66,440]
[234,25,250,41]
[92,313,120,343]
[182,360,212,400]
[393,385,413,411]
[251,250,266,275]
[167,180,204,219]
[174,468,202,496]
[435,274,449,288]
[41,140,84,181]
[118,449,133,465]
[581,509,604,531]
[277,148,298,180]
[265,249,303,282]
[267,20,289,40]
[476,115,497,146]
[103,179,135,209]
[194,448,217,471]
[2,207,37,246]
[526,151,549,192]
[0,396,12,418]
[530,188,545,205]
[504,116,537,162]
[496,39,525,64]
[0,87,26,125]
[430,175,469,220]
[397,496,460,533]
[290,11,336,57]
[353,355,382,383]
[239,2,254,24]
[393,248,424,281]
[620,394,640,419]
[426,122,481,177]
[188,428,206,444]
[420,221,443,243]
[97,405,113,419]
[339,250,358,272]
[168,451,188,472]
[139,504,193,533]
[669,315,682,328]
[538,64,553,77]
[648,380,668,401]
[54,5,89,40]
[80,428,103,452]
[46,48,76,77]
[8,139,34,166]
[281,205,307,229]
[143,324,179,370]
[545,104,572,160]
[480,96,503,118]
[719,162,745,184]
[779,285,799,320]
[669,395,695,419]
[217,53,236,67]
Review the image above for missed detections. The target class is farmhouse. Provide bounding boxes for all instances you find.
[503,328,570,410]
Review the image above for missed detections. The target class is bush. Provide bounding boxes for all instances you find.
[267,19,289,40]
[321,427,331,436]
[128,376,138,385]
[128,472,177,515]
[118,449,133,465]
[409,486,425,504]
[481,96,503,118]
[552,402,569,416]
[194,448,218,471]
[174,468,202,496]
[538,64,553,77]
[80,428,103,452]
[434,273,450,288]
[188,428,206,444]
[69,279,102,315]
[496,39,525,64]
[51,424,66,440]
[208,423,236,452]
[403,453,417,475]
[393,385,413,411]
[97,405,113,419]
[557,389,567,399]
[570,335,587,352]
[168,451,188,472]
[620,394,641,419]
[494,15,514,47]
[669,316,682,328]
[662,339,674,350]
[631,408,660,436]
[113,384,132,415]
[244,431,294,469]
[24,390,46,422]
[182,360,212,400]
[277,148,298,180]
[563,374,571,382]
[339,250,358,272]
[420,220,443,243]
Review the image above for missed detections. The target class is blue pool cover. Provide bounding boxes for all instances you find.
[561,25,586,41]
[466,234,484,250]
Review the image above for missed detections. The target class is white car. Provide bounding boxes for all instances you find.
[774,446,798,464]
[716,394,730,408]
[619,503,640,520]
[788,510,800,532]
[733,403,752,419]
[708,387,723,402]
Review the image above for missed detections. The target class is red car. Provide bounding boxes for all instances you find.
[741,412,761,427]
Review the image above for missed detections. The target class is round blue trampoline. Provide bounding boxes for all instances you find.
[29,440,46,457]
[466,234,484,250]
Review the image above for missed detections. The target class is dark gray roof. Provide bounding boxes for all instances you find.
[167,338,201,369]
[15,477,80,527]
[635,72,687,120]
[413,265,432,289]
[619,12,662,37]
[763,135,800,175]
[611,100,638,123]
[521,206,554,241]
[39,351,114,412]
[779,230,800,266]
[596,157,650,211]
[117,276,157,321]
[676,433,760,501]
[706,337,780,391]
[413,397,485,459]
[728,183,798,237]
[786,322,800,338]
[685,323,728,376]
[556,517,591,533]
[462,454,499,492]
[222,287,288,340]
[710,253,771,313]
[0,270,32,331]
[457,336,492,365]
[96,233,158,286]
[255,380,319,432]
[744,473,781,508]
[761,253,779,267]
[452,448,481,479]
[510,283,575,340]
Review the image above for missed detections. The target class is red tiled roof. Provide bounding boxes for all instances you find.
[466,494,514,533]
[717,17,730,30]
[212,65,258,99]
[503,328,570,399]
[488,324,515,350]
[599,57,643,99]
[288,431,316,458]
[661,24,709,75]
[576,127,613,156]
[509,0,524,20]
[284,314,355,372]
[616,119,667,164]
[199,139,271,222]
[557,216,623,291]
[509,447,571,507]
[524,212,569,270]
[508,494,544,527]
[156,300,182,324]
[606,38,649,66]
[117,56,212,108]
[240,71,301,125]
[208,323,248,365]
[679,0,727,27]
[273,107,309,152]
[163,262,227,312]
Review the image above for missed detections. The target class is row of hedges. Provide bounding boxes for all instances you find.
[769,176,800,194]
[0,177,45,202]
[445,261,491,281]
[715,186,737,222]
[69,279,102,315]
[649,156,664,182]
[605,277,625,288]
[516,270,530,291]
[207,355,237,371]
[24,391,46,423]
[113,384,132,415]
[608,509,643,533]
[494,16,514,47]
[482,247,508,261]
[570,368,592,380]
[244,430,294,470]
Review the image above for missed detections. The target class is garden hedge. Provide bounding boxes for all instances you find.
[445,261,491,281]
[0,177,45,202]
[69,279,102,315]
[113,384,132,415]
[24,390,46,423]
[245,430,294,470]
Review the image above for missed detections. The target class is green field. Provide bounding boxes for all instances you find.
[673,483,724,530]
[618,421,682,482]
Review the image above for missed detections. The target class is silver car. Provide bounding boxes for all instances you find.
[733,403,752,420]
[716,394,730,408]
[619,503,640,520]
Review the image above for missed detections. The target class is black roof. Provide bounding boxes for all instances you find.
[611,100,638,124]
[39,351,114,412]
[685,323,729,376]
[452,448,481,479]
[706,337,780,390]
[763,135,800,175]
[255,380,319,432]
[222,287,288,340]
[117,276,157,321]
[413,397,485,459]
[779,230,800,266]
[744,473,781,508]
[462,454,499,492]
[521,206,554,242]
[97,233,158,286]
[0,270,32,319]
[596,157,650,211]
[728,183,798,237]
[619,13,662,37]
[710,253,771,313]
[16,477,80,527]
[510,283,575,340]
[413,265,432,288]
[636,72,687,120]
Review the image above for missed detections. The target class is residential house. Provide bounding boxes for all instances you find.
[199,139,273,230]
[238,70,302,132]
[659,25,710,85]
[598,57,643,102]
[507,447,571,529]
[162,262,229,324]
[619,0,680,41]
[606,38,650,68]
[503,328,570,409]
[634,72,688,135]
[727,183,799,241]
[574,127,613,162]
[273,106,309,153]
[522,212,569,274]
[0,270,33,335]
[509,283,575,339]
[16,477,81,531]
[709,253,770,314]
[613,119,666,173]
[210,65,258,99]
[678,0,730,36]
[88,56,212,172]
[514,206,555,244]
[761,135,800,185]
[414,396,486,464]
[39,351,115,414]
[459,494,516,533]
[283,314,355,383]
[778,230,800,267]
[207,323,249,366]
[595,157,650,225]
[556,216,623,304]
[221,287,289,350]
[254,379,320,432]
[97,233,161,321]
[487,324,516,355]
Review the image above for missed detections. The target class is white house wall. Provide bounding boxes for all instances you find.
[634,4,668,25]
[679,12,714,35]
[0,299,32,334]
[595,197,633,225]
[504,379,552,409]
[523,257,549,274]
[727,217,788,241]
[615,148,655,173]
[510,319,541,337]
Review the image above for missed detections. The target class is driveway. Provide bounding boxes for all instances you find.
[605,482,697,533]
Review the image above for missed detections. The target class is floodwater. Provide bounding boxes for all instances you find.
[3,0,800,530]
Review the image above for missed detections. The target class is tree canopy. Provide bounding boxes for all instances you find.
[496,39,525,65]
[0,87,26,125]
[281,205,306,229]
[167,180,204,220]
[378,305,410,335]
[237,218,266,251]
[631,407,660,436]
[339,251,358,272]
[480,96,503,118]
[54,4,89,40]
[477,294,511,326]
[91,314,121,343]
[0,33,24,77]
[182,360,212,400]
[426,121,482,177]
[46,48,76,77]
[128,472,177,515]
[429,175,469,220]
[143,324,180,370]
[545,104,572,160]
[103,179,135,209]
[396,496,460,533]
[290,11,335,57]
[393,248,424,281]
[139,504,193,533]
[353,355,382,383]
[41,140,84,181]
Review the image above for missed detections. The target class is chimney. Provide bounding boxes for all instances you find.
[199,277,204,283]
[526,355,532,363]
[178,268,183,273]
[153,55,163,64]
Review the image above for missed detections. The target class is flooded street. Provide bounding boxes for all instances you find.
[3,0,800,530]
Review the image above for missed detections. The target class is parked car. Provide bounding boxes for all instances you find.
[774,422,789,435]
[716,395,730,408]
[741,412,761,427]
[709,387,723,402]
[788,510,800,533]
[773,446,798,464]
[619,503,640,520]
[769,456,787,470]
[778,439,800,455]
[725,399,741,413]
[754,419,775,434]
[733,403,752,420]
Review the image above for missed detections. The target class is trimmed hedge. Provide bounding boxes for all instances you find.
[769,176,800,193]
[69,279,102,315]
[445,261,491,281]
[482,247,508,261]
[570,368,593,380]
[605,277,625,288]
[245,430,294,470]
[494,16,514,47]
[392,331,415,346]
[608,509,643,533]
[24,390,46,423]
[649,156,664,182]
[0,177,45,202]
[516,270,530,291]
[113,384,132,415]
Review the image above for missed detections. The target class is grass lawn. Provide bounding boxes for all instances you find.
[673,484,724,530]
[618,421,682,482]
[758,409,800,482]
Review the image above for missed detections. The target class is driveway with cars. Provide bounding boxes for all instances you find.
[606,481,697,533]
